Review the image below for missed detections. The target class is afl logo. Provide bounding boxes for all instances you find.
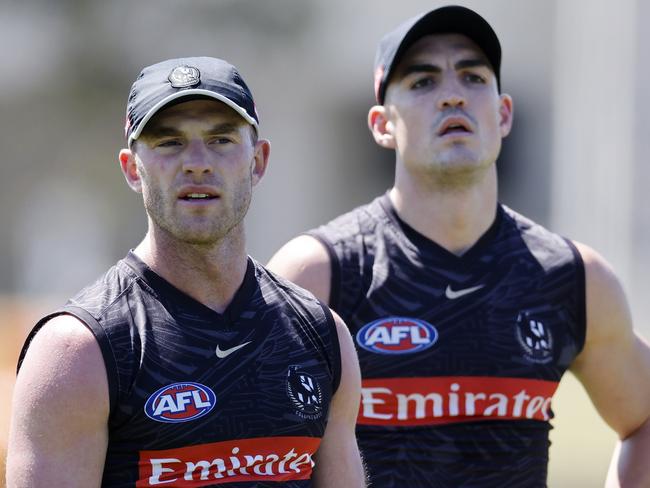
[144,382,216,423]
[356,317,438,355]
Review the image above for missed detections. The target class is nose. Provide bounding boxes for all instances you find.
[437,78,466,110]
[181,140,213,176]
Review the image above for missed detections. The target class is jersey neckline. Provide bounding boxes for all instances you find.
[377,192,504,266]
[122,251,258,323]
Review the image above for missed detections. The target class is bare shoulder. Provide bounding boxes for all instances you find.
[330,310,361,418]
[331,311,358,370]
[573,241,620,288]
[20,314,106,379]
[7,314,109,486]
[572,241,631,343]
[570,241,650,438]
[312,310,365,487]
[267,235,332,304]
[16,313,109,416]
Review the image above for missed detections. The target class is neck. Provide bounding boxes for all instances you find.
[391,164,498,256]
[133,223,248,313]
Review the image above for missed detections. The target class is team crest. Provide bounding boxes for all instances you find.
[168,66,201,88]
[515,311,554,364]
[286,366,323,420]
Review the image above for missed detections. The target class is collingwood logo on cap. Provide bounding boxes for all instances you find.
[168,66,201,88]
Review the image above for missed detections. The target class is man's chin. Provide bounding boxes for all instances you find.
[413,158,493,191]
[176,231,225,246]
[157,224,226,246]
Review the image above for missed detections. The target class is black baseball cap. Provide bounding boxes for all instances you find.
[125,56,259,145]
[374,5,502,104]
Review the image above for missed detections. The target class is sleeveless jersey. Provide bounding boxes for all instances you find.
[18,252,341,488]
[308,193,585,488]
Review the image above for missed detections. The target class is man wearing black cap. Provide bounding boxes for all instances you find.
[268,6,650,487]
[7,57,366,487]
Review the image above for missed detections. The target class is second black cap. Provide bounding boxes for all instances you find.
[373,5,501,104]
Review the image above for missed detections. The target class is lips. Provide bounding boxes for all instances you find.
[178,187,220,201]
[437,117,473,136]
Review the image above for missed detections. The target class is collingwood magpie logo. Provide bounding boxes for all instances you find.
[286,366,323,420]
[168,65,201,88]
[515,311,553,364]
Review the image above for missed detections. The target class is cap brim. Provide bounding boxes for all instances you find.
[128,89,258,145]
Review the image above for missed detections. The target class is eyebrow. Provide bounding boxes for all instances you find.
[400,64,442,77]
[202,123,242,135]
[141,122,243,139]
[140,126,183,139]
[455,59,491,70]
[399,58,491,77]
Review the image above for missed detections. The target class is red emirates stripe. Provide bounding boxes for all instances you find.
[358,376,559,426]
[137,436,321,487]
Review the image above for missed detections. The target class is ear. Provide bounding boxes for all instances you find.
[118,148,143,193]
[251,139,271,186]
[368,105,396,149]
[498,93,514,138]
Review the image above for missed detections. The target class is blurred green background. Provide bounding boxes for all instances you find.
[1,0,646,485]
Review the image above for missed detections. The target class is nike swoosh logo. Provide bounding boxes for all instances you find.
[445,284,485,299]
[215,341,252,359]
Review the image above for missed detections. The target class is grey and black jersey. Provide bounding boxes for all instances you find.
[309,193,585,488]
[19,252,341,488]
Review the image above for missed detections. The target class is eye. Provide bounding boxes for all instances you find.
[154,139,183,148]
[463,73,486,84]
[207,135,238,146]
[410,77,435,90]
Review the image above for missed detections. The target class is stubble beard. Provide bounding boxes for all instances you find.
[143,178,253,247]
[419,144,498,191]
[428,160,491,191]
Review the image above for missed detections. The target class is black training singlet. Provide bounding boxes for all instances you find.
[309,193,585,488]
[18,252,341,488]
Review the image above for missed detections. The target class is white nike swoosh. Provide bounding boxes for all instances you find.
[445,284,485,299]
[215,341,252,359]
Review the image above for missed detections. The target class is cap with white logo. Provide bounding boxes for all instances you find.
[125,56,259,145]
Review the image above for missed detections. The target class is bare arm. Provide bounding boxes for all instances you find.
[6,315,109,488]
[312,312,366,487]
[267,235,332,304]
[569,242,650,488]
